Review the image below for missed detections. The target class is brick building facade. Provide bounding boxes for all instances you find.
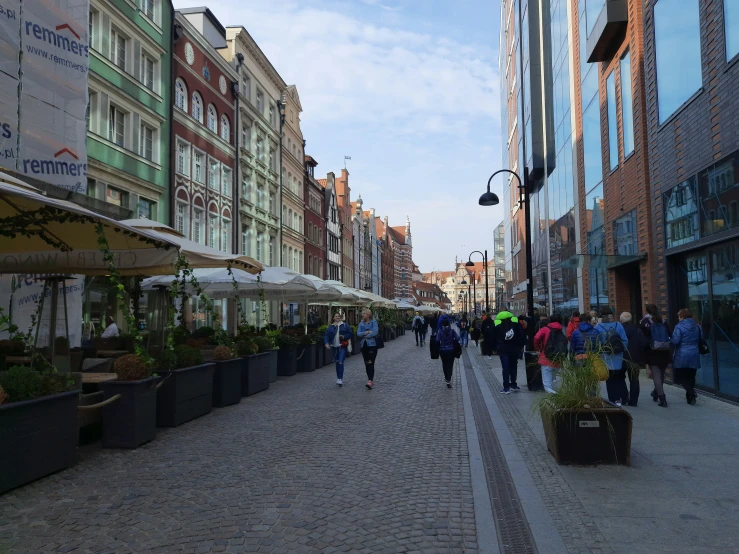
[304,155,324,278]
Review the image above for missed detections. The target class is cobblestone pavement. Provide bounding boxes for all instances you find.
[0,335,479,554]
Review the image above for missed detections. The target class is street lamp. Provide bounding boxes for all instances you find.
[480,169,534,323]
[461,277,475,316]
[466,250,488,315]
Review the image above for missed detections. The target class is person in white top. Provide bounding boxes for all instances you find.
[100,316,119,339]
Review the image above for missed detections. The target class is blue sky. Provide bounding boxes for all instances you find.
[174,0,504,272]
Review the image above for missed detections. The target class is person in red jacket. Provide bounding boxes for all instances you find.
[534,313,566,393]
[566,311,580,340]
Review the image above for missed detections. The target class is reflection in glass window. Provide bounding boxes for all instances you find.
[583,99,603,192]
[613,210,637,256]
[586,0,606,37]
[711,241,739,396]
[654,0,703,123]
[664,177,700,248]
[586,183,607,313]
[726,0,739,61]
[607,71,618,170]
[698,150,739,236]
[586,184,605,233]
[620,50,635,157]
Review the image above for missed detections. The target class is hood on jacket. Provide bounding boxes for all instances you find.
[578,321,594,332]
[547,322,563,331]
[677,318,698,331]
[494,311,517,325]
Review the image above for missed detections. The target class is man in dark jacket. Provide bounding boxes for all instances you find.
[494,311,525,393]
[481,312,495,358]
[620,312,647,406]
[458,313,470,347]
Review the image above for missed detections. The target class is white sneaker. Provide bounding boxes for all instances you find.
[615,400,622,407]
[336,379,343,386]
[544,387,557,394]
[488,356,492,360]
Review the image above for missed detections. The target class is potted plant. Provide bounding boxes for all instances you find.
[100,354,158,448]
[275,333,298,377]
[252,336,278,383]
[0,364,79,494]
[210,345,242,408]
[537,351,632,466]
[155,345,214,427]
[315,326,329,367]
[296,334,317,373]
[237,339,270,396]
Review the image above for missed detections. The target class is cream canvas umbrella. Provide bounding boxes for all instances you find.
[121,219,263,275]
[0,173,181,275]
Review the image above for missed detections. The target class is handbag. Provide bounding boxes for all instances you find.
[698,329,710,355]
[453,340,462,359]
[429,339,440,360]
[375,334,385,349]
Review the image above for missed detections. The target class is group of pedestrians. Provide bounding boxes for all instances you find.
[323,309,380,390]
[533,304,705,406]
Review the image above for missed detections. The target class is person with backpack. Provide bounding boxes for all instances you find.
[458,313,470,347]
[595,307,629,406]
[533,313,568,394]
[435,319,460,388]
[570,311,599,357]
[671,308,702,405]
[566,310,580,340]
[640,304,672,408]
[412,312,425,347]
[620,312,648,407]
[493,311,525,393]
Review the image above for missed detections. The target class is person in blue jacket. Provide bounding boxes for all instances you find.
[570,312,599,356]
[324,313,354,387]
[595,308,629,406]
[357,308,379,390]
[435,319,460,388]
[671,308,702,405]
[436,312,451,331]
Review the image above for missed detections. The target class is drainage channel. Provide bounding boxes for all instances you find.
[463,350,538,554]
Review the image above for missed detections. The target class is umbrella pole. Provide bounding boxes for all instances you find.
[62,277,71,373]
[304,302,308,335]
[49,278,58,363]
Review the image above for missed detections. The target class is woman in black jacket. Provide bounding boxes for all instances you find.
[620,312,647,406]
[639,304,673,407]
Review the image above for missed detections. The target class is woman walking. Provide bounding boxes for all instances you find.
[324,313,354,387]
[640,304,672,407]
[620,312,648,406]
[671,308,702,405]
[595,308,629,406]
[435,319,460,388]
[357,308,379,390]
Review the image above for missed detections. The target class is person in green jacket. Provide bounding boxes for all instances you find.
[493,311,526,393]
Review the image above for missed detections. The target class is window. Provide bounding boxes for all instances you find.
[269,194,275,215]
[209,215,218,248]
[242,226,250,256]
[89,9,97,48]
[256,233,264,262]
[256,90,264,113]
[222,218,230,253]
[192,92,203,123]
[176,140,190,176]
[137,197,155,219]
[620,50,635,157]
[220,115,230,142]
[582,96,603,191]
[664,177,699,248]
[207,104,218,133]
[222,167,232,197]
[585,0,606,37]
[193,209,202,244]
[282,244,287,267]
[141,52,155,90]
[108,106,125,146]
[725,0,739,60]
[606,71,618,170]
[139,124,154,161]
[613,210,637,256]
[256,138,264,161]
[175,203,188,238]
[208,159,220,190]
[87,90,97,131]
[298,216,303,233]
[106,186,125,206]
[269,104,275,127]
[654,0,702,123]
[193,150,204,183]
[241,124,250,150]
[269,148,275,171]
[110,27,126,70]
[241,74,250,101]
[257,184,265,209]
[175,79,187,111]
[299,251,303,273]
[141,0,154,20]
[269,238,274,265]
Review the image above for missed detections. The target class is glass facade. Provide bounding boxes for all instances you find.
[607,71,618,170]
[585,0,606,37]
[725,0,739,61]
[654,0,703,123]
[620,50,635,157]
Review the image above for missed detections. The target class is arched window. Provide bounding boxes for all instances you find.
[191,92,203,123]
[220,115,230,141]
[288,209,293,229]
[293,249,298,272]
[175,79,188,111]
[299,251,303,273]
[298,215,302,233]
[308,254,313,274]
[282,244,287,268]
[207,104,218,133]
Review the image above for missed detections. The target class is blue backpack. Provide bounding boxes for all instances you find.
[650,322,670,351]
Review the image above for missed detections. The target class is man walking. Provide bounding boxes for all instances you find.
[458,313,470,347]
[493,311,525,393]
[412,312,425,347]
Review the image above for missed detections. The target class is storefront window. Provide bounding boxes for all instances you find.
[698,150,739,237]
[664,177,700,249]
[711,242,739,397]
[613,209,637,256]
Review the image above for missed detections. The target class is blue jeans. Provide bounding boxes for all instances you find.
[499,353,518,389]
[459,330,469,346]
[332,346,347,379]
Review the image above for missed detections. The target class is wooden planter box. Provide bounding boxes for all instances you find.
[0,390,80,494]
[297,344,316,372]
[277,347,297,376]
[100,377,158,448]
[242,353,270,396]
[265,349,279,383]
[541,404,633,466]
[212,359,242,408]
[156,364,215,427]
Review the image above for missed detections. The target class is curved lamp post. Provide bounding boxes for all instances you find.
[466,251,488,315]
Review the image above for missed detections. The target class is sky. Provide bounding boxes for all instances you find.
[174,0,504,273]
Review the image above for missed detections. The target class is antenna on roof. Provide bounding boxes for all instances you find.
[344,155,351,169]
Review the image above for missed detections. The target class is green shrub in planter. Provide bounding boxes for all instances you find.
[236,340,259,357]
[252,336,274,353]
[275,333,298,349]
[298,334,315,345]
[212,345,235,360]
[114,354,152,381]
[173,345,204,369]
[172,326,191,345]
[191,326,215,340]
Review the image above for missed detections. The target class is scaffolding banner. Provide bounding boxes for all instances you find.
[0,1,20,79]
[0,71,18,169]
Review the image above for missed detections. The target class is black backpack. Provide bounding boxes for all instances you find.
[599,325,625,354]
[544,328,569,360]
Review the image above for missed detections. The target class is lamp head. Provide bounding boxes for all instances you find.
[461,279,467,285]
[478,191,500,206]
[465,260,474,267]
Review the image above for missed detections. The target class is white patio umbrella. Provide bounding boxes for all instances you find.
[121,219,263,275]
[395,300,417,310]
[416,305,439,314]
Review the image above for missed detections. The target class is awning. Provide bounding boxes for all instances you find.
[556,253,646,270]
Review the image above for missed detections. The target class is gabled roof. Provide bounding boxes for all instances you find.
[388,226,406,244]
[375,217,386,238]
[317,178,327,188]
[286,84,303,112]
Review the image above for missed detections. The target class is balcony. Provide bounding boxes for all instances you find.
[585,0,628,63]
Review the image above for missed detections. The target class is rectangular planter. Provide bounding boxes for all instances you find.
[265,349,279,383]
[242,353,270,396]
[0,390,80,494]
[212,359,242,408]
[156,363,215,427]
[524,351,544,391]
[296,344,316,372]
[541,405,632,466]
[277,347,297,376]
[101,377,157,448]
[323,344,332,367]
[314,342,324,368]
